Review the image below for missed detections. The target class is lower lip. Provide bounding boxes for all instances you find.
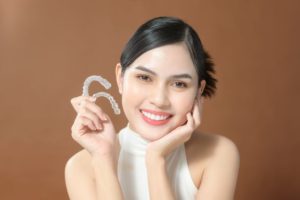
[140,111,172,126]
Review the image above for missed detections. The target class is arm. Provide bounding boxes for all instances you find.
[92,155,124,200]
[65,150,98,200]
[65,150,124,200]
[66,96,124,200]
[146,153,176,200]
[196,137,240,200]
[145,96,203,200]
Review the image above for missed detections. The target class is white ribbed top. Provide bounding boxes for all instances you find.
[117,125,198,200]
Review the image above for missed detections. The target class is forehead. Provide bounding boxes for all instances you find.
[127,43,197,76]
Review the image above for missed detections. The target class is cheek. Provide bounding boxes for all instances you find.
[123,80,147,98]
[171,94,195,127]
[121,79,147,108]
[172,93,195,115]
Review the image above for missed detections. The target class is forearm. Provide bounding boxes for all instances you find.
[146,154,175,200]
[92,155,124,200]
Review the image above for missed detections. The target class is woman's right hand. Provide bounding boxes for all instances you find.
[70,96,119,158]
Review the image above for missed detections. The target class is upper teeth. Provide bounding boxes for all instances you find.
[142,111,169,121]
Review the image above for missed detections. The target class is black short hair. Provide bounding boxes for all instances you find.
[120,16,217,98]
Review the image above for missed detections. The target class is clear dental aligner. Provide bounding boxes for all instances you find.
[92,92,121,115]
[82,75,111,95]
[82,75,121,115]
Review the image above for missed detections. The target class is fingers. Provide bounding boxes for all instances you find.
[70,95,110,136]
[186,112,194,131]
[192,96,203,128]
[71,96,96,113]
[78,106,103,130]
[71,95,107,119]
[76,115,98,133]
[71,115,97,139]
[79,99,108,121]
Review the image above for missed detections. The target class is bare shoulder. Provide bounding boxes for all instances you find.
[65,149,96,199]
[186,131,239,162]
[185,131,240,188]
[65,149,93,175]
[186,132,240,199]
[205,132,240,164]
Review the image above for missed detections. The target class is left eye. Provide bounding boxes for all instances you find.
[136,74,151,82]
[173,81,187,88]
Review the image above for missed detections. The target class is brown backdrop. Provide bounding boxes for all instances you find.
[1,0,299,199]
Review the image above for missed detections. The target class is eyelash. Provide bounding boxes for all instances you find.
[136,74,188,88]
[136,74,151,82]
[173,81,187,88]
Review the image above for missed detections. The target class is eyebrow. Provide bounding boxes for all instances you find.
[134,66,193,80]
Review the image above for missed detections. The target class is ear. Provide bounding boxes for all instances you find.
[197,80,206,99]
[115,63,124,94]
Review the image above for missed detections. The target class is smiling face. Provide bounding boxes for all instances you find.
[116,42,205,141]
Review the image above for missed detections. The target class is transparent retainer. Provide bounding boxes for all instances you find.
[82,75,121,115]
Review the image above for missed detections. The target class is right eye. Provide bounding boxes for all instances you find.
[136,74,152,82]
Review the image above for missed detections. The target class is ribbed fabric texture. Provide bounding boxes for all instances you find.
[117,125,198,200]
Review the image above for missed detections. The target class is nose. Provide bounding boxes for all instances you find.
[149,84,170,108]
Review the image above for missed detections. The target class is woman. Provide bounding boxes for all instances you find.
[65,16,240,200]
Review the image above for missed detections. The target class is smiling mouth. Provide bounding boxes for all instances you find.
[140,109,172,125]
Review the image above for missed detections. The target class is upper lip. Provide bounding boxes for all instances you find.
[140,109,172,116]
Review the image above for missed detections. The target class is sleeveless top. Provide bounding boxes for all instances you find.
[117,125,198,200]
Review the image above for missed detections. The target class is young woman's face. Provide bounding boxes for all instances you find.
[116,43,205,141]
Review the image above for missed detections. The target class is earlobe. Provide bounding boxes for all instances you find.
[115,63,123,94]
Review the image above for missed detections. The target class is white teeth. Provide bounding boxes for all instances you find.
[142,111,169,121]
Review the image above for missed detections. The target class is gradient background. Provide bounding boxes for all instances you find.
[1,0,299,199]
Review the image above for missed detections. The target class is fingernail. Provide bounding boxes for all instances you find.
[103,115,108,121]
[91,97,97,102]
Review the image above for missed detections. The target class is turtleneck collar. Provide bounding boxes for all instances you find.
[119,124,150,156]
[119,124,183,159]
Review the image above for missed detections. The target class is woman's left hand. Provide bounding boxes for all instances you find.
[146,96,204,159]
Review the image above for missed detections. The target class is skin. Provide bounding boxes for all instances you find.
[65,43,240,200]
[116,43,202,143]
